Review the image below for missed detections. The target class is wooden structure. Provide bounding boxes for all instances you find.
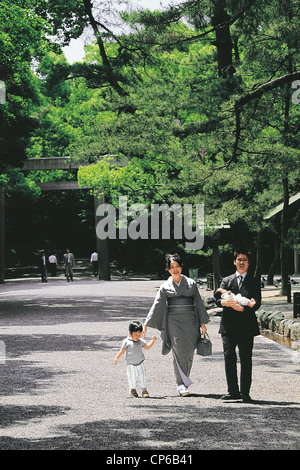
[0,157,110,283]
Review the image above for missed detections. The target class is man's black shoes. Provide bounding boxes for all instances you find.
[221,393,241,400]
[221,393,252,403]
[241,394,252,403]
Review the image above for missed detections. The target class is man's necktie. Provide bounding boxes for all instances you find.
[238,275,243,290]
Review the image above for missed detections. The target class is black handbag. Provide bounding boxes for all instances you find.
[197,334,212,356]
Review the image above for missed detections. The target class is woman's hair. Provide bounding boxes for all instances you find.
[165,253,183,270]
[129,321,143,333]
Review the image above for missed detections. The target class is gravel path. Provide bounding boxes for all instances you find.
[0,279,299,451]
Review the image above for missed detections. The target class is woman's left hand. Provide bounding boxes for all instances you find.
[142,325,147,337]
[201,324,207,335]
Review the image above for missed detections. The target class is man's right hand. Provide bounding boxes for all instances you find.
[222,298,244,311]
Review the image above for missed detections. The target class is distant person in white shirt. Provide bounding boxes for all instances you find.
[48,254,58,277]
[90,251,98,276]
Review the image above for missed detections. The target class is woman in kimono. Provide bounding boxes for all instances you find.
[143,253,210,396]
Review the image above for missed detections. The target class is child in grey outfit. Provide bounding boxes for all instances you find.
[114,321,156,398]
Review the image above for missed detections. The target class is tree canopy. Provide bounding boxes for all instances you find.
[1,0,299,285]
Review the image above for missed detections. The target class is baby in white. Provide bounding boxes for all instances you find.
[217,288,256,311]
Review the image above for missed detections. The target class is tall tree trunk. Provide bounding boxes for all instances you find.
[82,0,127,96]
[211,0,234,78]
[267,235,280,285]
[212,245,221,290]
[280,76,292,296]
[94,194,111,280]
[280,176,290,295]
[0,185,5,284]
[254,229,264,280]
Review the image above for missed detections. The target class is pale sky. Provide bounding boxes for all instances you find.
[63,0,176,63]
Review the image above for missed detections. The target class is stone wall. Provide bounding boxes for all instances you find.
[256,310,300,342]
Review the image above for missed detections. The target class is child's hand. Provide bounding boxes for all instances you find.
[114,358,118,364]
[152,336,157,341]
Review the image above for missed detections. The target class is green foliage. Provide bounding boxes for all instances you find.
[0,0,49,168]
[32,0,88,45]
[2,0,299,265]
[2,169,41,197]
[71,4,299,241]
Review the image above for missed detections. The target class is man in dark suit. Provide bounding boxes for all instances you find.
[214,248,261,403]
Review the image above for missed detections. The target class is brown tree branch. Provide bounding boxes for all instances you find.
[230,71,300,162]
[196,71,300,179]
[82,0,128,96]
[237,71,300,107]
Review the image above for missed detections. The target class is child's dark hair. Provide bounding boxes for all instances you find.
[129,321,143,333]
[165,253,183,270]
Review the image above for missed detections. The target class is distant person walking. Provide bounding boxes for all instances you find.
[40,250,47,283]
[48,253,58,277]
[90,251,98,276]
[63,249,75,282]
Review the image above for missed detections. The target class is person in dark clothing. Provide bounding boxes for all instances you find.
[40,250,47,283]
[214,248,261,403]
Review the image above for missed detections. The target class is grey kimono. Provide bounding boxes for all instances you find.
[145,275,210,386]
